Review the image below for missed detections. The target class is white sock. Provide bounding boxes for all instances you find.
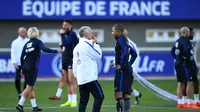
[187,99,192,104]
[182,96,187,103]
[30,98,37,108]
[194,94,199,103]
[18,96,26,106]
[72,94,77,102]
[68,94,72,103]
[133,89,139,97]
[55,88,63,97]
[178,98,182,104]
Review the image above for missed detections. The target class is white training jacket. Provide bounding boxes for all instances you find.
[127,38,140,73]
[11,36,29,66]
[73,38,102,85]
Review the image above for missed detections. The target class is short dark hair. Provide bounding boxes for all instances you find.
[189,27,193,32]
[113,23,124,33]
[63,19,72,24]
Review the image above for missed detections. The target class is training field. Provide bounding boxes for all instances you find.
[0,80,199,112]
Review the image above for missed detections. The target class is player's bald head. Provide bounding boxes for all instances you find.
[180,26,190,37]
[18,27,26,33]
[18,27,27,38]
[123,29,128,38]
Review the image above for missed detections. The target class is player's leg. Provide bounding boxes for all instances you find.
[67,68,77,107]
[124,94,131,112]
[29,87,42,111]
[15,66,22,100]
[89,80,104,112]
[182,82,187,104]
[123,69,133,112]
[60,69,72,107]
[192,73,199,104]
[114,69,124,112]
[16,69,34,112]
[49,76,65,100]
[175,66,186,108]
[132,71,142,105]
[79,84,90,112]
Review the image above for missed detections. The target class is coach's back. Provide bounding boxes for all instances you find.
[73,38,102,85]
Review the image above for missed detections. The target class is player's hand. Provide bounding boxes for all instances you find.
[60,29,65,34]
[92,36,97,44]
[13,64,19,69]
[109,63,115,68]
[20,70,24,78]
[57,48,63,53]
[116,64,121,70]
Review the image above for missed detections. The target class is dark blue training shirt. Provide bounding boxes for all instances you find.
[20,38,58,70]
[171,36,198,71]
[115,35,137,67]
[60,29,79,61]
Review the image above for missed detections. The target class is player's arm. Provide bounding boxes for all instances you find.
[11,41,19,66]
[85,41,102,60]
[72,47,78,78]
[20,46,26,67]
[118,37,129,67]
[129,47,138,65]
[174,42,183,67]
[39,40,58,53]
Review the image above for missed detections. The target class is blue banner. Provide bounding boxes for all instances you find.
[0,53,174,78]
[0,0,200,20]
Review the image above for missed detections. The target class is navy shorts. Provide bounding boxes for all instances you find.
[23,68,38,86]
[114,66,133,95]
[175,65,192,82]
[62,59,73,70]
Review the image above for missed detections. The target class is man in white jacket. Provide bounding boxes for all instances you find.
[73,26,104,112]
[11,27,29,100]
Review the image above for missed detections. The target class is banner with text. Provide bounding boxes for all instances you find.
[0,53,174,78]
[0,0,200,20]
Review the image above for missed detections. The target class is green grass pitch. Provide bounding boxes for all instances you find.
[0,80,199,112]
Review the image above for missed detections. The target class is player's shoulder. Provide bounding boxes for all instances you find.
[11,38,19,44]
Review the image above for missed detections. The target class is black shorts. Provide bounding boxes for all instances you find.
[62,59,72,70]
[23,68,38,86]
[188,68,198,82]
[114,66,133,95]
[175,65,192,82]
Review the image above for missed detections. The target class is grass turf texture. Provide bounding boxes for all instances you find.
[0,80,199,112]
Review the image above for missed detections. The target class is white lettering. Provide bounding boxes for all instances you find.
[152,1,160,16]
[110,1,118,16]
[148,60,156,72]
[103,56,115,73]
[61,1,71,16]
[129,1,140,16]
[44,1,55,16]
[23,0,32,16]
[0,59,6,72]
[161,1,170,16]
[85,1,96,16]
[32,1,43,18]
[7,59,15,72]
[119,1,129,16]
[140,1,151,16]
[156,60,165,72]
[97,1,106,16]
[0,59,15,73]
[55,1,60,16]
[71,1,81,16]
